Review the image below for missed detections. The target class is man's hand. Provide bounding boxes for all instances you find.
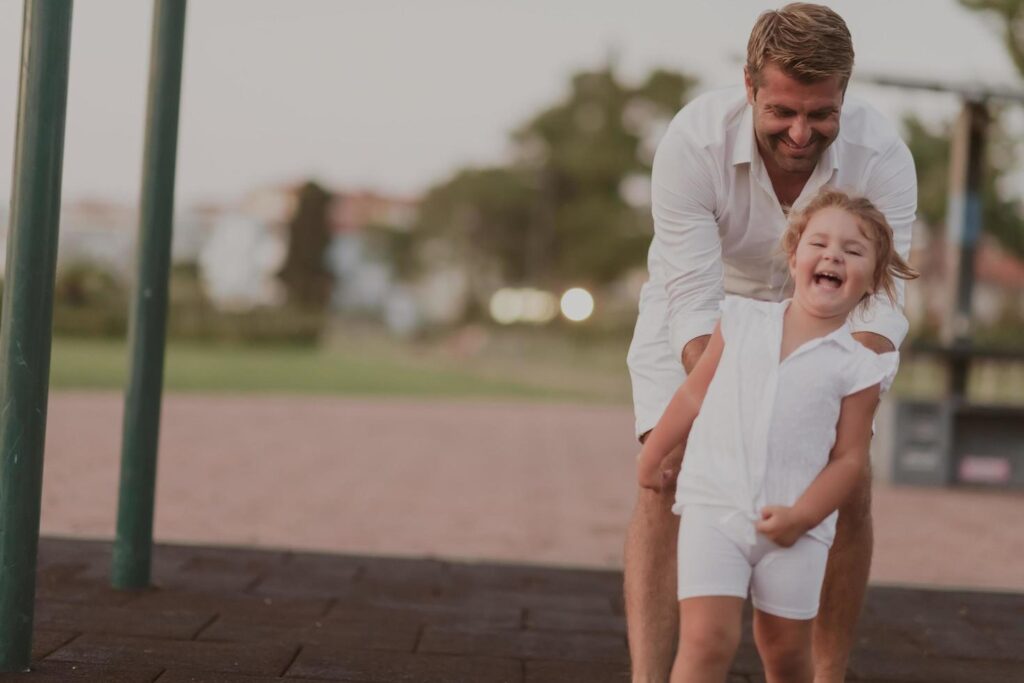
[681,335,712,374]
[756,505,811,547]
[851,331,894,355]
[636,447,683,493]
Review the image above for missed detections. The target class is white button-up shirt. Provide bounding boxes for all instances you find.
[627,85,916,437]
[671,296,899,547]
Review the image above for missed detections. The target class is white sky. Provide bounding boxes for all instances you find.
[0,0,1020,207]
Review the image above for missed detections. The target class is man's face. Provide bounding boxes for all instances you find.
[745,62,844,176]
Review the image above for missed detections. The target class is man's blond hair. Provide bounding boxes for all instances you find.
[746,3,854,90]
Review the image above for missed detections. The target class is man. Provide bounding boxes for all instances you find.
[624,4,916,682]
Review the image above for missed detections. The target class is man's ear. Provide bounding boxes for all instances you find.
[743,67,756,105]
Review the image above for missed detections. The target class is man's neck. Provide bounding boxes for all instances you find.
[760,149,813,208]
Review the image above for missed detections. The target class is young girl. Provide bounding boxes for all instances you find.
[636,189,918,683]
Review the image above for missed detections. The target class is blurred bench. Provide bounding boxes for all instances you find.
[892,343,1024,488]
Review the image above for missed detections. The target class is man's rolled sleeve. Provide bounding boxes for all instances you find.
[851,139,917,349]
[669,311,720,362]
[651,128,725,362]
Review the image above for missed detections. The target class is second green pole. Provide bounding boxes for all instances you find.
[112,0,188,589]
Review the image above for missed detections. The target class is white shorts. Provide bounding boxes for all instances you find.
[677,504,830,620]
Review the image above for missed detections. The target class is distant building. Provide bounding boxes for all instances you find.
[326,190,418,320]
[196,184,425,326]
[0,199,213,280]
[329,189,417,235]
[198,211,286,311]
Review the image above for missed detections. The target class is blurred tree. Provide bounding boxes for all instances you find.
[960,0,1024,74]
[908,1,1024,256]
[513,66,696,286]
[412,64,697,299]
[409,167,538,322]
[54,261,126,308]
[904,113,1024,256]
[278,181,334,309]
[362,222,417,281]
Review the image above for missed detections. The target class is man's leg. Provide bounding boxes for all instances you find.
[812,466,873,683]
[624,443,683,682]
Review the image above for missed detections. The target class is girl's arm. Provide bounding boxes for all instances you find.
[757,383,880,546]
[636,322,725,492]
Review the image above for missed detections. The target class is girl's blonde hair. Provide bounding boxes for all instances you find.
[781,189,919,305]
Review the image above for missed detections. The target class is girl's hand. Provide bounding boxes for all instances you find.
[756,506,810,547]
[636,449,680,493]
[636,451,663,491]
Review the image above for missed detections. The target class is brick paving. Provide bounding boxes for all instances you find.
[2,537,1020,682]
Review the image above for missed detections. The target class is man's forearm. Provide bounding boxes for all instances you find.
[681,335,711,373]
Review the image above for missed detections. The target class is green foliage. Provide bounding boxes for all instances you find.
[169,261,324,345]
[414,166,538,296]
[363,222,417,280]
[512,67,695,286]
[903,113,1024,257]
[168,304,325,347]
[903,116,950,229]
[412,64,697,298]
[901,3,1024,257]
[278,181,334,309]
[50,261,129,337]
[54,261,127,309]
[43,261,323,345]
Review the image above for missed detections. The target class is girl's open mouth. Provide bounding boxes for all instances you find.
[813,272,843,289]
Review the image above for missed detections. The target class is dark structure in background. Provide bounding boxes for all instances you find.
[867,75,1024,488]
[278,181,335,310]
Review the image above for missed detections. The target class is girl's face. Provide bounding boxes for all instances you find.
[789,206,877,320]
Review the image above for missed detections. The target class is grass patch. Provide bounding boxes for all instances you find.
[54,330,1021,406]
[49,330,633,403]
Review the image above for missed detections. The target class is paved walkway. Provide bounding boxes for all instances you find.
[10,537,1024,682]
[40,392,1024,591]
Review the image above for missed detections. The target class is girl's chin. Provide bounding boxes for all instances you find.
[795,292,853,318]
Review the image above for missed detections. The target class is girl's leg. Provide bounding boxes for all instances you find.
[753,609,814,683]
[749,534,830,683]
[670,596,744,683]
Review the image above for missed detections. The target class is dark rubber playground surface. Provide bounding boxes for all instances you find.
[8,536,1023,682]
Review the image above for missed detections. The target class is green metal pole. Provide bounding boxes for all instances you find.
[111,0,187,589]
[0,0,73,671]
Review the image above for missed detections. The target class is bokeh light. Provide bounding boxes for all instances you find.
[560,287,594,322]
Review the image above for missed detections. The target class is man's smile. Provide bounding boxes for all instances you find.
[778,136,816,153]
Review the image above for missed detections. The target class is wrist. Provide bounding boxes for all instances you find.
[790,504,818,532]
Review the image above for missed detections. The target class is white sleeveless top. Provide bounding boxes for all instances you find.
[672,296,899,546]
